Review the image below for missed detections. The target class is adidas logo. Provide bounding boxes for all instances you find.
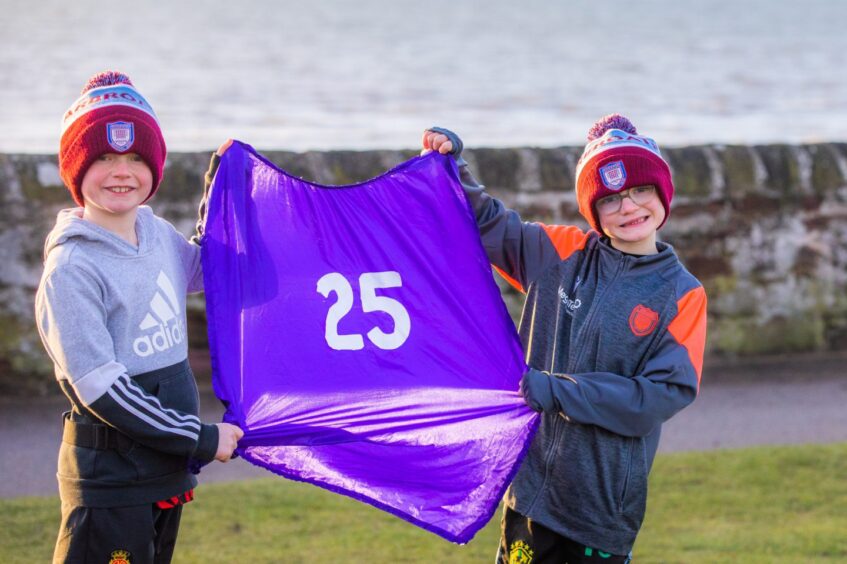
[132,271,185,357]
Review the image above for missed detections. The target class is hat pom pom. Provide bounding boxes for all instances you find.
[587,113,637,141]
[82,71,134,94]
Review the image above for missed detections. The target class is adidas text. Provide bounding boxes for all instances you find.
[133,321,184,357]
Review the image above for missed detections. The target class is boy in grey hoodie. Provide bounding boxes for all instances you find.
[36,71,243,564]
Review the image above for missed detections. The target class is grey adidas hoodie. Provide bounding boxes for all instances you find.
[35,206,218,506]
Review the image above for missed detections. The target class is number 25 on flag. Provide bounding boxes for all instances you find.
[317,271,411,351]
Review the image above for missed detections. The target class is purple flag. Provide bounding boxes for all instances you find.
[201,142,537,543]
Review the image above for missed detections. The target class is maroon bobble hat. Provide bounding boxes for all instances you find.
[574,114,673,233]
[59,71,167,207]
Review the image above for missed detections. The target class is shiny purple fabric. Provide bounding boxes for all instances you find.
[201,142,537,543]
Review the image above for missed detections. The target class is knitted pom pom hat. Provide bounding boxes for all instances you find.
[574,114,673,233]
[59,71,166,206]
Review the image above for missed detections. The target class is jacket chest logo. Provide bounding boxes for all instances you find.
[557,287,582,316]
[629,304,659,336]
[132,271,185,357]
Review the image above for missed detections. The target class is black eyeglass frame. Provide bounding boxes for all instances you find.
[595,185,658,215]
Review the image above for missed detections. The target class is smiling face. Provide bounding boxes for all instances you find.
[79,153,153,220]
[595,184,666,255]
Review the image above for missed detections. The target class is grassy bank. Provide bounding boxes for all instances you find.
[2,443,845,563]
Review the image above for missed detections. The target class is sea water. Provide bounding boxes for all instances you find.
[1,0,845,152]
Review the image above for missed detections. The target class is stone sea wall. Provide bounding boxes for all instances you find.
[2,143,846,394]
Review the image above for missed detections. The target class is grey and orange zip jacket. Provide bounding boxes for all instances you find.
[452,147,707,555]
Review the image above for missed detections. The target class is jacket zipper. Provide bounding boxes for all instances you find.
[618,437,634,512]
[568,255,626,372]
[526,255,627,514]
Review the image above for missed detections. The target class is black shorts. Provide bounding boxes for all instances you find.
[497,506,632,564]
[52,502,183,564]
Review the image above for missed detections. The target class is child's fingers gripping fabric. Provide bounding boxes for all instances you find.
[427,126,464,156]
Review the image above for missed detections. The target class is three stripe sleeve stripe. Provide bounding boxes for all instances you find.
[108,377,200,439]
[113,376,200,430]
[106,386,199,440]
[116,375,201,426]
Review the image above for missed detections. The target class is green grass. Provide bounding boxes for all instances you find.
[2,443,845,563]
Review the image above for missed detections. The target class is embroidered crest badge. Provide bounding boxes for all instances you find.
[106,121,135,152]
[509,540,534,564]
[109,549,131,564]
[599,160,627,190]
[629,304,659,336]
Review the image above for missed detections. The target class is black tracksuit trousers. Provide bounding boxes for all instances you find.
[53,502,183,564]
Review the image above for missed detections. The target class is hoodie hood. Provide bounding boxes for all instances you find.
[43,206,159,261]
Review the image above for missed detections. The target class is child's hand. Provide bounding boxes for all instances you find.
[216,139,234,157]
[421,130,454,156]
[214,422,244,462]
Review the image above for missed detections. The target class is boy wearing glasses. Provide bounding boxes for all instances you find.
[422,116,707,563]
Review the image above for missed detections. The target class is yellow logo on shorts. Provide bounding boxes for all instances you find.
[109,549,131,564]
[509,540,534,564]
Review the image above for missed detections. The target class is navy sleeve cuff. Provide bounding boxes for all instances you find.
[192,423,219,462]
[520,368,557,412]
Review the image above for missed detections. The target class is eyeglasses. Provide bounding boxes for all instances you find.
[595,185,657,215]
